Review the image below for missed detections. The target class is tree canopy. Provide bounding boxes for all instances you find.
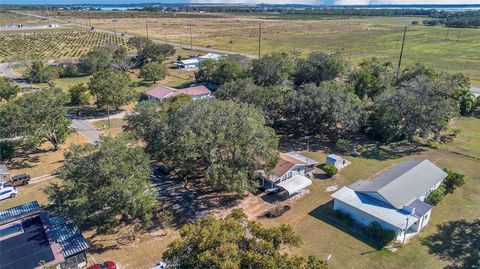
[286,82,366,136]
[163,209,328,269]
[140,62,167,83]
[371,76,456,142]
[25,60,59,83]
[126,99,279,193]
[251,53,294,87]
[138,42,176,66]
[88,69,132,109]
[293,52,346,86]
[196,59,246,86]
[0,77,19,101]
[0,88,71,150]
[215,78,289,124]
[46,136,157,229]
[348,58,394,99]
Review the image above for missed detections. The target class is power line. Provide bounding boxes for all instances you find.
[396,26,407,84]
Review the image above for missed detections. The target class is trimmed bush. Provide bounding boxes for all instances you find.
[331,210,353,225]
[366,221,396,245]
[426,187,445,206]
[323,164,338,177]
[265,203,291,218]
[443,168,465,194]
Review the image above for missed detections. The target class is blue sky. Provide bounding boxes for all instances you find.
[1,0,479,5]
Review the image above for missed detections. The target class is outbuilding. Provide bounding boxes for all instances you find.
[176,58,200,69]
[326,154,348,169]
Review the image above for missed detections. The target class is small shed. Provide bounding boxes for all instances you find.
[0,163,9,180]
[326,154,348,169]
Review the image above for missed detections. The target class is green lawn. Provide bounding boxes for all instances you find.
[258,116,480,269]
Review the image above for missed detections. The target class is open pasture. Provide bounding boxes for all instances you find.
[76,15,480,84]
[0,29,130,61]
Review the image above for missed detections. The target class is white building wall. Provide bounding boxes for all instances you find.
[333,199,404,241]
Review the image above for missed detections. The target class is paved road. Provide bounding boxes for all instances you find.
[0,62,37,89]
[0,62,102,144]
[13,11,258,59]
[70,117,102,144]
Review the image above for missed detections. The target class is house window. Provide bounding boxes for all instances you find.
[423,213,429,221]
[287,171,292,179]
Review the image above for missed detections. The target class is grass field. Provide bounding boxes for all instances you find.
[0,29,130,61]
[256,117,480,269]
[75,15,480,85]
[1,116,477,269]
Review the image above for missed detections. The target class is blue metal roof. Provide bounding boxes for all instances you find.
[49,215,90,258]
[0,201,40,221]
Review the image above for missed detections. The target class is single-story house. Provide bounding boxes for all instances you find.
[145,85,212,101]
[176,53,223,69]
[261,152,318,196]
[0,163,9,180]
[326,154,349,169]
[175,58,200,69]
[331,159,447,243]
[0,201,89,269]
[471,86,480,98]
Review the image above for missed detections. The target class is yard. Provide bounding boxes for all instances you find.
[0,116,478,268]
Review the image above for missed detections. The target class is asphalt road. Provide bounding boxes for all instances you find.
[12,11,258,59]
[0,62,102,144]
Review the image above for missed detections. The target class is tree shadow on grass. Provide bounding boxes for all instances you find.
[361,143,426,161]
[308,200,384,251]
[422,219,480,269]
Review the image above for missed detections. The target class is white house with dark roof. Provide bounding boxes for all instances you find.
[331,159,447,243]
[261,152,318,196]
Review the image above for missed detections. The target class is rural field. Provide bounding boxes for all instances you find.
[1,8,479,269]
[50,13,480,85]
[0,29,130,61]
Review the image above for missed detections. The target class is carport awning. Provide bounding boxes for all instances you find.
[276,175,312,195]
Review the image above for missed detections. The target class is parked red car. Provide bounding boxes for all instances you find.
[87,261,116,269]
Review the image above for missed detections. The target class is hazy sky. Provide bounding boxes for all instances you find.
[1,0,479,5]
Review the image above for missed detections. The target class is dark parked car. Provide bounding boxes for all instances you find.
[7,174,30,187]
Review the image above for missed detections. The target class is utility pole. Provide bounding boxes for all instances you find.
[87,10,92,28]
[44,0,51,26]
[258,21,262,58]
[112,19,116,35]
[445,28,450,41]
[396,26,407,83]
[189,22,193,50]
[145,18,149,38]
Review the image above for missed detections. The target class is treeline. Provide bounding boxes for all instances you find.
[422,12,480,28]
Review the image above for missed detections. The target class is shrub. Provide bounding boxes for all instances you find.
[0,141,15,161]
[336,139,353,153]
[331,209,353,225]
[69,83,91,105]
[323,164,338,177]
[443,168,465,194]
[426,187,445,206]
[265,203,291,218]
[366,221,396,245]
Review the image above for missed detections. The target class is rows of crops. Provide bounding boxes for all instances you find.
[0,29,130,61]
